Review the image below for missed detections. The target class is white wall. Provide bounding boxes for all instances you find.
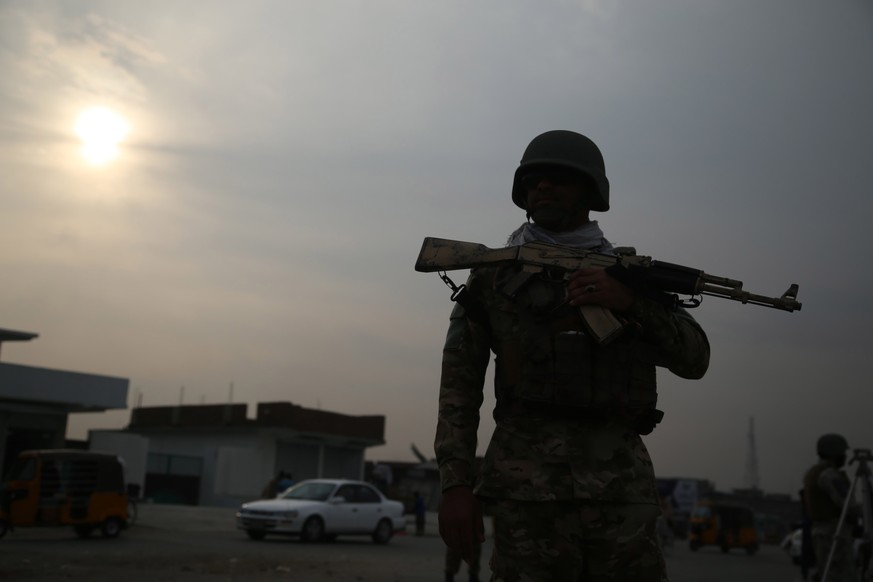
[215,446,274,499]
[134,429,375,507]
[145,431,277,507]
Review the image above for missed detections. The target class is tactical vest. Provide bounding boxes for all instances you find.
[803,461,848,522]
[488,267,660,433]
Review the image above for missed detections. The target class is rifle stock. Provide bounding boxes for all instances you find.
[415,237,636,273]
[416,237,802,344]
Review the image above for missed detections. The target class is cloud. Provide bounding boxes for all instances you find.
[0,4,165,108]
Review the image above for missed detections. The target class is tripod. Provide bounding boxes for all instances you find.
[821,448,873,582]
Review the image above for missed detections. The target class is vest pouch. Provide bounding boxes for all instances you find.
[592,339,658,423]
[591,341,633,411]
[632,408,664,435]
[519,330,594,409]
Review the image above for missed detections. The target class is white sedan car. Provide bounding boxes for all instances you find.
[781,528,803,565]
[236,479,406,544]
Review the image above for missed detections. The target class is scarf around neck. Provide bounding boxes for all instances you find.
[506,221,615,253]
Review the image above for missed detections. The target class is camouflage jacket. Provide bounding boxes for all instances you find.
[804,460,852,524]
[434,264,710,504]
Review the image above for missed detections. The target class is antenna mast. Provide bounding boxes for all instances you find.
[744,416,761,490]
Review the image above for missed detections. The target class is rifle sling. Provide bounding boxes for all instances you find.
[438,272,489,324]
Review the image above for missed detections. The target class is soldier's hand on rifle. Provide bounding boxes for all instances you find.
[438,485,485,563]
[567,267,635,311]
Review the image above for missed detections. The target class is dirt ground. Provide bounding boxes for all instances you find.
[0,510,454,582]
[0,504,801,582]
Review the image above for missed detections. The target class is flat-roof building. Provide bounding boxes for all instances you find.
[0,326,129,476]
[99,401,386,507]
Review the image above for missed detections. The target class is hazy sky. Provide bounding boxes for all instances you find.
[1,0,871,497]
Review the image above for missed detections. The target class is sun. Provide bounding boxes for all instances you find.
[75,106,129,165]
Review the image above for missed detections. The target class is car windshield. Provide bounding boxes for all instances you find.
[280,482,336,501]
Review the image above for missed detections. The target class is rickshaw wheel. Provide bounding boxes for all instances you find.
[101,517,123,538]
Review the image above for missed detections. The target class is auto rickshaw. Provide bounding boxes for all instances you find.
[688,499,759,554]
[0,449,128,539]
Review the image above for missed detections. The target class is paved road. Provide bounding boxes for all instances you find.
[663,541,803,582]
[0,504,804,581]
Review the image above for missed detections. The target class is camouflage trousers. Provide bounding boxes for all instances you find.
[484,499,666,582]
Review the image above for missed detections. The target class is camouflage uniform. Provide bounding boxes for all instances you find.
[435,263,709,581]
[804,460,858,582]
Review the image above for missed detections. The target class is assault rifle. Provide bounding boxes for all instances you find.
[415,237,801,344]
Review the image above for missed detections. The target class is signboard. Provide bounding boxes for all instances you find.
[672,479,699,513]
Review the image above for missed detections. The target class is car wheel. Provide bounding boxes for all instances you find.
[74,525,94,538]
[301,516,324,543]
[372,518,393,545]
[246,529,267,541]
[101,517,123,538]
[0,519,8,539]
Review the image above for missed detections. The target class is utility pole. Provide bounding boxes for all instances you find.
[744,416,761,491]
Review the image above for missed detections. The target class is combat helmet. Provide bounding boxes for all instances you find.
[512,130,610,212]
[817,433,849,458]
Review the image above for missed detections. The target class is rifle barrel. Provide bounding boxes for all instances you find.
[698,284,802,312]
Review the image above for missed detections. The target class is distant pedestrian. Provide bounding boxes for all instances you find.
[277,471,294,493]
[413,491,427,536]
[260,472,281,499]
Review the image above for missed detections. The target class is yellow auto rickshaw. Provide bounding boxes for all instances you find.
[0,449,129,539]
[688,499,759,554]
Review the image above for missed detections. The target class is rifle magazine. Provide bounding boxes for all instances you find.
[578,305,625,345]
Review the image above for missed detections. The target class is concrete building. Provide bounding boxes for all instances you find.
[1,326,388,509]
[0,326,129,476]
[93,401,386,508]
